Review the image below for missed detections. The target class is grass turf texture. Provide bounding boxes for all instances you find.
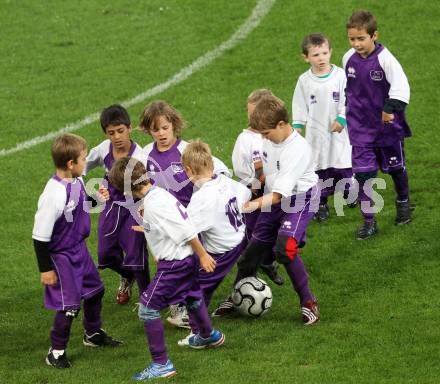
[1,0,439,383]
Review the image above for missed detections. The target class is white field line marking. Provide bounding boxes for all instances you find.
[0,0,276,158]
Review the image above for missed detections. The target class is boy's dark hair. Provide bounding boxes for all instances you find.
[346,10,377,37]
[139,100,186,137]
[100,104,131,132]
[301,33,331,55]
[249,95,289,131]
[108,157,150,196]
[51,133,87,170]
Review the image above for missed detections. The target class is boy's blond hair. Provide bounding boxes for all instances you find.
[109,157,150,196]
[51,133,87,170]
[181,140,214,176]
[247,88,273,105]
[249,95,289,132]
[139,100,186,137]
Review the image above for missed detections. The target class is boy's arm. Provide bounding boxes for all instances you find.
[331,73,347,133]
[33,240,57,285]
[242,192,282,213]
[188,237,216,272]
[292,78,308,133]
[84,142,105,175]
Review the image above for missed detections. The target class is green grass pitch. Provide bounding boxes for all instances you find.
[1,1,439,383]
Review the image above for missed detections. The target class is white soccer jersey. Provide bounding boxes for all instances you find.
[84,139,146,174]
[262,130,318,197]
[187,175,251,254]
[143,139,231,177]
[292,65,352,170]
[231,129,264,184]
[142,186,197,261]
[32,178,84,241]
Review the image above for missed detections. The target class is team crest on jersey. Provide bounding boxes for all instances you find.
[310,94,317,104]
[332,91,340,102]
[252,150,261,162]
[171,162,184,174]
[262,151,268,163]
[148,163,156,175]
[347,66,356,78]
[143,223,151,233]
[281,220,292,229]
[370,70,383,81]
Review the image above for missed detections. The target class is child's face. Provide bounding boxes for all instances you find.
[149,115,176,151]
[260,122,289,144]
[71,149,87,177]
[347,28,378,58]
[247,102,256,119]
[303,43,332,74]
[105,124,132,150]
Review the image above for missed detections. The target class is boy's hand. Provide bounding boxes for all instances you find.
[331,121,343,133]
[131,225,144,233]
[97,186,110,202]
[41,270,57,286]
[382,111,394,124]
[242,200,259,213]
[200,254,216,273]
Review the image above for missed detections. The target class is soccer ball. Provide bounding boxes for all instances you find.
[232,277,272,317]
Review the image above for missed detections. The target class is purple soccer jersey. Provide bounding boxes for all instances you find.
[41,177,103,311]
[145,139,194,207]
[344,44,411,147]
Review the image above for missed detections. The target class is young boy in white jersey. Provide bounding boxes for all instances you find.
[109,157,225,381]
[84,105,149,305]
[140,100,230,328]
[292,33,354,222]
[176,141,251,344]
[33,133,122,369]
[237,95,320,325]
[211,90,285,317]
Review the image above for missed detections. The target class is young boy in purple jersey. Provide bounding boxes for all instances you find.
[32,133,122,369]
[109,157,225,381]
[139,100,230,328]
[85,105,149,305]
[292,33,355,222]
[343,10,412,239]
[176,141,251,344]
[237,94,320,325]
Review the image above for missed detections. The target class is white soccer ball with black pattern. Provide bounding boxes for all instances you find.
[232,277,272,317]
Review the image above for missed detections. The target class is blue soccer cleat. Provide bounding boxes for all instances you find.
[132,360,176,381]
[188,330,225,349]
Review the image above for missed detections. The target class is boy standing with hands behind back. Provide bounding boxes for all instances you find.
[343,10,412,239]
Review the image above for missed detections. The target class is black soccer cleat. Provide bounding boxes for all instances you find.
[314,203,330,222]
[83,329,123,348]
[259,262,284,285]
[46,348,72,369]
[356,220,378,240]
[395,200,412,225]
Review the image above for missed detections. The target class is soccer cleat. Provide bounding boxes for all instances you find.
[132,360,177,381]
[166,304,190,329]
[46,348,72,369]
[211,297,235,317]
[395,200,411,225]
[188,330,225,349]
[177,332,195,347]
[301,299,320,326]
[116,276,134,305]
[259,262,284,285]
[356,220,378,240]
[83,329,123,348]
[314,203,330,222]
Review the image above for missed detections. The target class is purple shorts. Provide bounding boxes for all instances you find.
[352,141,406,174]
[199,239,246,306]
[98,202,148,270]
[45,241,104,311]
[316,167,353,198]
[252,187,319,246]
[140,254,203,310]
